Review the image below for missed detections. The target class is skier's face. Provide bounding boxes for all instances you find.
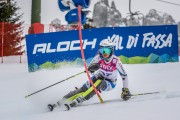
[102,53,110,59]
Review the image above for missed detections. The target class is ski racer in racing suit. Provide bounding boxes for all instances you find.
[51,39,131,110]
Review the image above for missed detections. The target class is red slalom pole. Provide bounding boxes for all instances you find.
[77,6,104,103]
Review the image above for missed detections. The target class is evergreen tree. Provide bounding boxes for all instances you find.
[0,0,24,56]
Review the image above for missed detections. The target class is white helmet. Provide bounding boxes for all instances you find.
[99,39,114,61]
[99,39,114,47]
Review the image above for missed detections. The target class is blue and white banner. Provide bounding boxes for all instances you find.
[26,25,179,72]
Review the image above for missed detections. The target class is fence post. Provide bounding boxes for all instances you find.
[1,22,4,63]
[20,40,22,63]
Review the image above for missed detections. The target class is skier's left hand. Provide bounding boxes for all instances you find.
[121,88,131,101]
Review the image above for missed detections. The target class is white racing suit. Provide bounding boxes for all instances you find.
[62,54,129,102]
[83,54,128,93]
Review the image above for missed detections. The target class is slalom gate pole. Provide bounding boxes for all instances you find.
[25,71,84,98]
[131,91,165,96]
[77,6,104,103]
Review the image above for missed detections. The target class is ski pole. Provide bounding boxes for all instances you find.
[131,91,165,96]
[25,71,85,98]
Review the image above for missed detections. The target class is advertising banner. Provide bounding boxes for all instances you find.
[26,25,179,72]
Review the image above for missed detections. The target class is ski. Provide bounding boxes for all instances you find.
[47,99,121,112]
[63,101,77,111]
[47,91,165,111]
[47,101,77,111]
[64,104,70,111]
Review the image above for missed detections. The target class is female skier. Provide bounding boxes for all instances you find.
[48,39,131,111]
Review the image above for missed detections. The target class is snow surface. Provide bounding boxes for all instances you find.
[0,56,180,120]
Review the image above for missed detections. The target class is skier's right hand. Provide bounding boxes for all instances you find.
[121,88,131,101]
[87,63,99,73]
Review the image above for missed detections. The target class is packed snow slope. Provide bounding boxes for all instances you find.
[0,57,180,120]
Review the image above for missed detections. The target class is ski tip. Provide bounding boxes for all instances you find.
[64,104,70,111]
[48,104,54,112]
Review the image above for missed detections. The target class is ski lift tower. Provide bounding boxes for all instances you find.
[28,0,44,34]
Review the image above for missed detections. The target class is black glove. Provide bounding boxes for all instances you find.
[87,63,99,73]
[121,88,131,101]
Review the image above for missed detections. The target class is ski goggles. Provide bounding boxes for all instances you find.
[99,47,111,55]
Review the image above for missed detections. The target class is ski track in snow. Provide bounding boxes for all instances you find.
[0,58,180,120]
